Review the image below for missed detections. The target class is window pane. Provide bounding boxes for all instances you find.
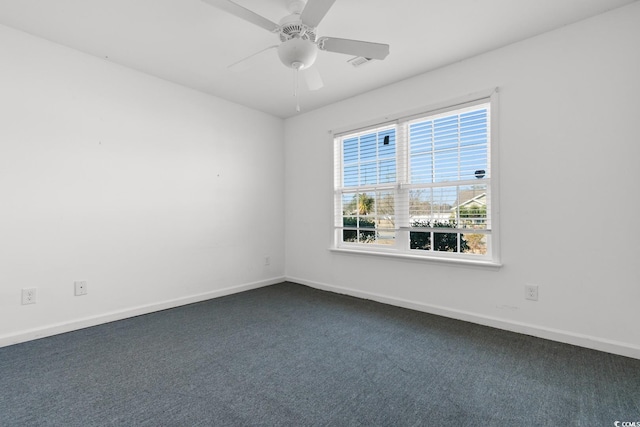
[459,145,488,181]
[376,190,393,212]
[410,153,433,184]
[461,233,488,255]
[460,126,487,147]
[343,230,357,242]
[460,109,487,148]
[431,186,457,225]
[358,217,375,228]
[453,185,487,229]
[342,194,358,215]
[358,229,376,243]
[359,133,377,161]
[379,159,396,183]
[344,165,358,187]
[357,192,375,216]
[360,162,377,185]
[343,137,358,163]
[376,227,395,245]
[434,149,459,182]
[434,232,458,252]
[409,189,432,221]
[410,230,431,250]
[378,129,396,158]
[433,116,459,150]
[410,121,433,154]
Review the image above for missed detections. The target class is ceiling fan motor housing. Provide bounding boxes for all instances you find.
[280,22,317,43]
[279,11,317,43]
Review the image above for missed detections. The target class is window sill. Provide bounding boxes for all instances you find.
[329,247,503,269]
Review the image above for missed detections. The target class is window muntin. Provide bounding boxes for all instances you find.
[334,97,496,263]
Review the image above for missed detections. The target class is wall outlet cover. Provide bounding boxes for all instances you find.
[74,281,88,296]
[525,284,539,301]
[22,288,37,305]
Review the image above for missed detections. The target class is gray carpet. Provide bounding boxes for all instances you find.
[1,282,638,426]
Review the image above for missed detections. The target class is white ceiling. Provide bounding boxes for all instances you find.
[0,0,635,118]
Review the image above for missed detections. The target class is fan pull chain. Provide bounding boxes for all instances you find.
[294,67,301,112]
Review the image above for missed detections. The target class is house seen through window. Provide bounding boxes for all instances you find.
[334,94,498,263]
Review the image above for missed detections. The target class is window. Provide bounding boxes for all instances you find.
[333,92,499,264]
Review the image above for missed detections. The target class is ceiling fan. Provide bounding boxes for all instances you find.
[201,0,390,107]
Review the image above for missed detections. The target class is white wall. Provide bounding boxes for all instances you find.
[284,2,640,358]
[0,25,285,346]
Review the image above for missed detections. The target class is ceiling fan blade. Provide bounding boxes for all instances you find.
[300,0,337,28]
[228,45,278,72]
[303,67,324,91]
[319,37,390,60]
[201,0,279,32]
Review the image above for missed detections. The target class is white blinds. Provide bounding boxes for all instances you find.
[333,95,495,260]
[407,103,491,230]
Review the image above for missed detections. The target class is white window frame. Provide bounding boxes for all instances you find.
[332,89,501,267]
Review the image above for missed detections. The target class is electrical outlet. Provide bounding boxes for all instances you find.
[264,256,270,266]
[22,288,37,305]
[525,284,538,301]
[74,281,88,296]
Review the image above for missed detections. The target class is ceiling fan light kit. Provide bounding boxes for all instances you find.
[278,38,318,70]
[201,0,390,111]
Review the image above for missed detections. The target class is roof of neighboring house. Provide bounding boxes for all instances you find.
[451,192,486,211]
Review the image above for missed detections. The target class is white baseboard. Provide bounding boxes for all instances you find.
[0,276,285,349]
[287,276,640,360]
